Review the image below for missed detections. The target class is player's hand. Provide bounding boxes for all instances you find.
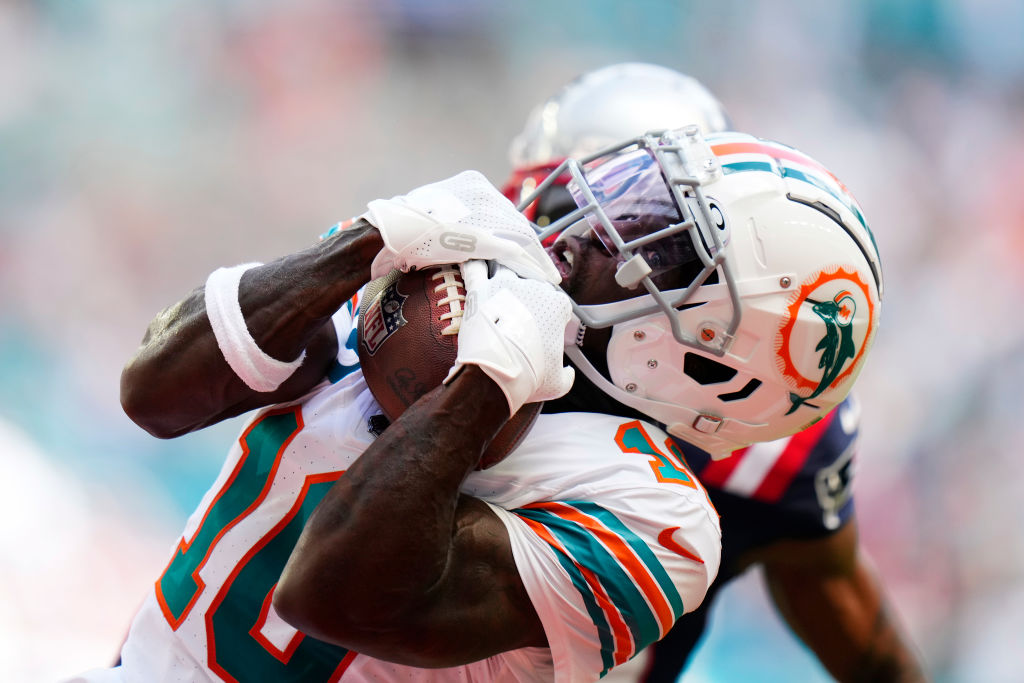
[444,260,574,415]
[363,170,560,284]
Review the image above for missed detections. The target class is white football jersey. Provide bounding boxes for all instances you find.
[68,298,720,683]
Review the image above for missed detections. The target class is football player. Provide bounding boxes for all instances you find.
[71,119,880,680]
[503,62,925,683]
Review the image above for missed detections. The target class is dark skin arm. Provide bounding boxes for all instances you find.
[120,221,384,438]
[273,365,547,667]
[749,521,927,682]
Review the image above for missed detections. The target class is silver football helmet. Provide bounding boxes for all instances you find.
[503,62,732,226]
[526,128,882,457]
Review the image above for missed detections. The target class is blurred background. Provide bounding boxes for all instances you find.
[3,0,1023,681]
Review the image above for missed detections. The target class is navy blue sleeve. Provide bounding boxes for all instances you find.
[640,396,863,682]
[679,395,861,560]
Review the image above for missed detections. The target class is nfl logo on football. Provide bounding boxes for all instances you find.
[362,283,407,355]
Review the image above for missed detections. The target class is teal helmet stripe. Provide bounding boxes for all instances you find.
[780,165,882,282]
[720,160,776,175]
[719,158,877,257]
[780,166,870,233]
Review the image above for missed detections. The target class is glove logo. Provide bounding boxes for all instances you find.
[775,266,876,415]
[439,232,477,252]
[361,282,408,356]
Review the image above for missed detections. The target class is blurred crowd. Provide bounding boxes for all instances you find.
[2,1,1023,681]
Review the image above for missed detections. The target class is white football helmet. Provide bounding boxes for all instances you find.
[528,128,882,457]
[502,62,732,225]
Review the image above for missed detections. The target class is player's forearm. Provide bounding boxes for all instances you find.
[848,626,928,683]
[120,221,384,437]
[765,554,927,683]
[831,581,928,683]
[225,220,383,358]
[274,366,510,646]
[818,599,927,683]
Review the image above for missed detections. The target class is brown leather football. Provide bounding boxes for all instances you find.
[357,265,542,469]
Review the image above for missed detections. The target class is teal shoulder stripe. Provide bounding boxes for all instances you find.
[345,326,359,352]
[326,361,359,384]
[536,536,616,677]
[516,507,660,654]
[567,502,684,619]
[319,223,342,241]
[327,328,362,384]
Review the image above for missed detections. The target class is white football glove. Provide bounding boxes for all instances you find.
[363,170,560,284]
[444,260,575,416]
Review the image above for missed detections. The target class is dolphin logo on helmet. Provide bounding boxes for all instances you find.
[787,290,859,415]
[521,129,882,457]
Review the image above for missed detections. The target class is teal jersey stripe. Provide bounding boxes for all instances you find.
[537,536,617,677]
[319,223,342,241]
[567,502,684,620]
[327,328,361,384]
[326,360,358,384]
[516,507,661,656]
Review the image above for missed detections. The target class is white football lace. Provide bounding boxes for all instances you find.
[432,266,466,335]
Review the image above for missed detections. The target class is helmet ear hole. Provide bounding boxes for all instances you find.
[683,353,737,385]
[717,379,762,402]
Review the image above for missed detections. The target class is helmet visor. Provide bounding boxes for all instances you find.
[567,147,700,277]
[504,161,578,244]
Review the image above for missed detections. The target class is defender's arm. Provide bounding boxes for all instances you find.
[759,521,927,682]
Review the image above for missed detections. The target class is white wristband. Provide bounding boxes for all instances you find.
[204,263,306,393]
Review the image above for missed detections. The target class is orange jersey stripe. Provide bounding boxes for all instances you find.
[518,515,635,664]
[528,502,676,637]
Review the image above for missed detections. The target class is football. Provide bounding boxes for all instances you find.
[357,265,542,469]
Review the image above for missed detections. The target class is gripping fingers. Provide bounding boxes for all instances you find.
[448,262,574,414]
[363,171,560,283]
